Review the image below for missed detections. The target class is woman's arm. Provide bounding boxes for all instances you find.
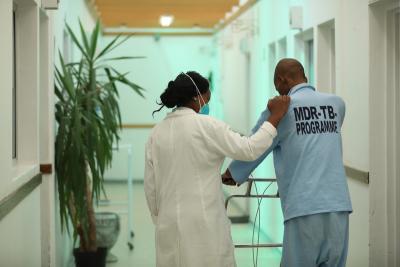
[207,96,290,161]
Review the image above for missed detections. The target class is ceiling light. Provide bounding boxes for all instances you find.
[160,15,174,27]
[239,0,248,6]
[225,12,232,19]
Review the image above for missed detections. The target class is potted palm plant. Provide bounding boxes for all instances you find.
[54,20,144,267]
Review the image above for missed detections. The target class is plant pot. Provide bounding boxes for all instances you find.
[73,247,107,267]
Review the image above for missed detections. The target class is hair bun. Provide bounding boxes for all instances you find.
[160,85,178,108]
[167,80,175,89]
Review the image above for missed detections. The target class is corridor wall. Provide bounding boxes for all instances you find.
[213,0,372,265]
[0,0,97,266]
[0,0,54,266]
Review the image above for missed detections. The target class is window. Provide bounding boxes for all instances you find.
[12,4,17,159]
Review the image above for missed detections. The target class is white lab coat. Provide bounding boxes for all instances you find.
[144,107,277,267]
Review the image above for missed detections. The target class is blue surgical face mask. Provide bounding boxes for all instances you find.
[200,103,210,115]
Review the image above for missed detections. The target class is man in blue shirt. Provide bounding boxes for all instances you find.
[222,59,352,267]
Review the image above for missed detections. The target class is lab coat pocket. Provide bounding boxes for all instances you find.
[155,222,180,266]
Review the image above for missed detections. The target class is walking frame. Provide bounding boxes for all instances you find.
[225,178,283,249]
[98,144,135,250]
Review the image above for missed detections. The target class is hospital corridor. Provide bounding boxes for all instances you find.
[0,0,399,267]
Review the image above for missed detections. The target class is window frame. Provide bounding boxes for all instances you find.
[294,28,314,86]
[306,39,314,86]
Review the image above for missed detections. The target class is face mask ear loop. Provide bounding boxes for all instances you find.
[182,72,206,107]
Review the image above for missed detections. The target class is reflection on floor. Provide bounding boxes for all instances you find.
[96,182,282,267]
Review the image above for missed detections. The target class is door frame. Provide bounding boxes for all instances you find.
[369,1,400,266]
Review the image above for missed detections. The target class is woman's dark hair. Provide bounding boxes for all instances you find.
[153,71,209,116]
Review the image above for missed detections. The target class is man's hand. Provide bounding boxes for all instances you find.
[267,95,291,127]
[222,169,237,186]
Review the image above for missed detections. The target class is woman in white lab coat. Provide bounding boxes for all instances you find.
[144,71,290,267]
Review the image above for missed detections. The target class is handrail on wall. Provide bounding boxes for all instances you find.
[0,173,42,221]
[344,165,369,184]
[121,124,155,129]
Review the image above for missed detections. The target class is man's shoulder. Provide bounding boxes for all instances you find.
[260,108,271,117]
[320,93,345,109]
[298,90,344,106]
[314,91,344,101]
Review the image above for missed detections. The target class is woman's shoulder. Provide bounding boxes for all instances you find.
[195,115,230,133]
[195,113,220,124]
[146,121,164,142]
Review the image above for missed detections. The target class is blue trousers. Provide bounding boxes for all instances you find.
[281,212,349,267]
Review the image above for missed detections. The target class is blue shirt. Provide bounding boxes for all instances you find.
[229,84,353,222]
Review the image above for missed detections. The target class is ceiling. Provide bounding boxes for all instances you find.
[93,0,240,29]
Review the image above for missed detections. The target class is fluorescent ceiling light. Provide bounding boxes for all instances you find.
[160,15,174,27]
[239,0,248,6]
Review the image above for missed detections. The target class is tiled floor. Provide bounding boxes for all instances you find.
[96,182,282,267]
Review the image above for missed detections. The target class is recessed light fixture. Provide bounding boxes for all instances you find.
[239,0,248,6]
[160,15,174,27]
[225,12,232,19]
[231,5,239,13]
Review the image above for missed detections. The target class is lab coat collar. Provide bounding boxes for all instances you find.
[166,107,197,118]
[288,83,315,96]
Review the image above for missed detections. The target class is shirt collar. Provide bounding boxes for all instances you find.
[288,83,315,96]
[166,107,196,118]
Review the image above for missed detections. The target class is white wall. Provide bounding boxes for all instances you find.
[0,0,52,267]
[0,188,42,267]
[101,36,213,181]
[214,0,372,265]
[0,0,97,266]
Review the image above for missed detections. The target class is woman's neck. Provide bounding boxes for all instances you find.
[181,104,199,113]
